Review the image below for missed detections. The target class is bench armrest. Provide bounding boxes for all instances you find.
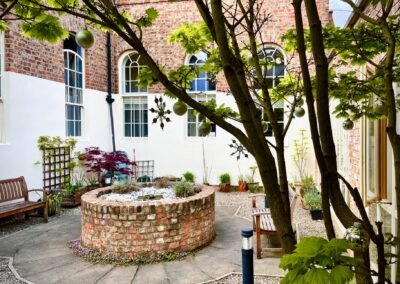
[248,193,266,198]
[28,189,48,194]
[28,189,48,202]
[252,209,271,216]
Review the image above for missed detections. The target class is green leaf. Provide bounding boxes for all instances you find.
[330,265,354,283]
[137,8,159,28]
[20,15,68,44]
[304,268,330,284]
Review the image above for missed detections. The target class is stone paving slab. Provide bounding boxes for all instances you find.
[0,206,283,284]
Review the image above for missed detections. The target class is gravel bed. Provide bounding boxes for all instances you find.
[205,273,280,284]
[216,191,326,238]
[101,187,176,202]
[0,258,25,284]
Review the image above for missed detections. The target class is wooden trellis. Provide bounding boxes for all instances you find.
[42,146,71,190]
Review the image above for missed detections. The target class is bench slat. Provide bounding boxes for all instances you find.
[0,201,45,219]
[0,177,27,202]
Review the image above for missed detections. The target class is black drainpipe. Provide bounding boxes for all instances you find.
[106,32,116,152]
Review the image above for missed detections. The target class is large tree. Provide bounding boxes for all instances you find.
[0,0,312,253]
[286,0,399,282]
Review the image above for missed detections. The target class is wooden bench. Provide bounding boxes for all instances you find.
[0,177,48,222]
[250,189,298,258]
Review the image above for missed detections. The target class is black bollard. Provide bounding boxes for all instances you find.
[241,227,254,284]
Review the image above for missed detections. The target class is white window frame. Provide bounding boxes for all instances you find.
[187,94,216,137]
[123,96,148,138]
[64,48,84,137]
[122,53,148,95]
[0,32,5,143]
[186,51,216,94]
[257,45,286,137]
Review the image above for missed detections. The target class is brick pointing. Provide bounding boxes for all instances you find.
[4,0,331,94]
[81,186,215,258]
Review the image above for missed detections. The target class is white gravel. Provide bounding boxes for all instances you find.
[0,259,24,284]
[101,187,177,202]
[204,273,281,284]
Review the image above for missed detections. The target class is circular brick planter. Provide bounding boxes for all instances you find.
[80,186,215,259]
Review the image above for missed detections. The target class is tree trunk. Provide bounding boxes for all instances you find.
[292,0,336,239]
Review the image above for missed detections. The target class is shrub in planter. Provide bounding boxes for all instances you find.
[174,181,195,197]
[111,181,140,194]
[303,190,323,220]
[218,173,231,192]
[61,182,84,207]
[182,171,195,183]
[38,192,62,217]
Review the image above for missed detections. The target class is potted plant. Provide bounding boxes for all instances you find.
[299,175,317,209]
[245,166,259,192]
[61,182,84,207]
[218,173,231,192]
[38,192,62,217]
[182,171,195,183]
[238,174,248,192]
[303,190,323,220]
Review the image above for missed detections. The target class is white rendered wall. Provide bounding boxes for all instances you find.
[0,71,315,190]
[0,72,112,190]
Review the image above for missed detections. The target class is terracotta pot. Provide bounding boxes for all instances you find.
[238,181,248,192]
[61,188,86,208]
[219,183,231,192]
[301,198,308,210]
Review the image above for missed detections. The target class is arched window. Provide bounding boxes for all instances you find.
[258,46,285,136]
[122,53,147,94]
[121,52,148,137]
[187,51,215,92]
[258,46,285,88]
[64,34,83,137]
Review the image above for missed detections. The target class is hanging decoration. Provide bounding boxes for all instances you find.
[342,118,354,130]
[75,29,95,49]
[150,96,171,130]
[294,106,305,117]
[199,122,212,136]
[229,139,249,160]
[173,100,188,116]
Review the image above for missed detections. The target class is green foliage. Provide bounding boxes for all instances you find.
[291,129,309,181]
[201,98,239,120]
[112,181,140,194]
[280,237,356,284]
[303,190,322,210]
[182,171,195,183]
[169,22,213,54]
[218,173,231,184]
[137,8,159,28]
[48,193,62,208]
[63,182,83,196]
[174,181,195,197]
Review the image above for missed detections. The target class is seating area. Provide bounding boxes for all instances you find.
[0,177,48,223]
[250,189,298,258]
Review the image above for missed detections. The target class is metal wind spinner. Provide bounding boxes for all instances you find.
[150,96,171,130]
[229,139,249,160]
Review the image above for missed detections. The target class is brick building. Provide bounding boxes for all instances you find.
[0,1,331,188]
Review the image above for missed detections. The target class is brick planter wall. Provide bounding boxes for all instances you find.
[80,186,215,259]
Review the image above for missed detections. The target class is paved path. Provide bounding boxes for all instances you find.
[0,206,283,284]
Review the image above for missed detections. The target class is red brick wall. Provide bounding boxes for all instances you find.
[4,0,331,94]
[81,186,215,258]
